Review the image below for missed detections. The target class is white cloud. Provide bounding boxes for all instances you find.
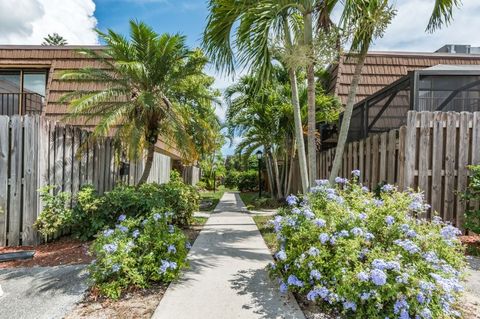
[0,0,98,45]
[371,0,480,52]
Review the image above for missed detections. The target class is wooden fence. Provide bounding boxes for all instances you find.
[0,115,171,246]
[318,111,480,228]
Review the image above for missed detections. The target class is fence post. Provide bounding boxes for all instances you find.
[0,116,9,246]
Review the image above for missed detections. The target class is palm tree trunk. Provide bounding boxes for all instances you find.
[283,150,289,195]
[138,143,155,185]
[271,150,283,199]
[305,12,317,187]
[283,19,309,194]
[329,52,367,182]
[265,153,275,198]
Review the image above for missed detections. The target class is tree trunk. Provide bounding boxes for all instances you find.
[271,151,283,199]
[329,52,367,182]
[265,153,275,198]
[283,150,289,196]
[138,143,155,185]
[305,12,317,187]
[283,19,309,193]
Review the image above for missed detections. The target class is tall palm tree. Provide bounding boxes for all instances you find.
[61,21,218,184]
[328,0,461,182]
[203,0,311,193]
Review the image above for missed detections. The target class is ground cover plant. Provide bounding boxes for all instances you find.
[269,172,466,319]
[89,210,189,299]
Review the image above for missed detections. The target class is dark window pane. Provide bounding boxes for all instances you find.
[0,71,21,93]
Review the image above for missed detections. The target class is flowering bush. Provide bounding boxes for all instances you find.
[269,173,466,319]
[88,209,189,299]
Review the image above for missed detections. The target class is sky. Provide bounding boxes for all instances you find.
[1,0,479,154]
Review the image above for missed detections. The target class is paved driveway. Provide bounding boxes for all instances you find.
[0,265,88,319]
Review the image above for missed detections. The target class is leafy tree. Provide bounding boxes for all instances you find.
[42,33,68,46]
[61,21,219,184]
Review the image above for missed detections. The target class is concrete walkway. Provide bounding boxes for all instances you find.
[152,192,305,319]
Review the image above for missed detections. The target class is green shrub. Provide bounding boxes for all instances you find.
[237,170,258,192]
[34,186,72,240]
[70,185,108,241]
[463,165,480,234]
[88,210,189,299]
[269,175,465,319]
[224,170,240,189]
[195,181,207,191]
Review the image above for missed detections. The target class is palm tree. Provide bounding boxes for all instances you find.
[204,0,313,193]
[61,21,218,184]
[328,0,461,182]
[42,33,68,46]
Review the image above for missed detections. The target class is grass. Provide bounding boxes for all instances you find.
[239,192,281,211]
[253,215,278,252]
[192,216,208,226]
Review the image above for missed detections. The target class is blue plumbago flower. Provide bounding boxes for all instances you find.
[132,229,140,238]
[287,274,304,287]
[185,241,192,249]
[373,199,384,207]
[124,240,135,252]
[313,218,326,227]
[360,292,371,300]
[268,262,276,270]
[275,250,287,261]
[357,271,369,282]
[372,259,388,270]
[399,309,410,319]
[279,281,288,293]
[307,289,319,301]
[381,184,394,192]
[168,225,175,233]
[315,179,330,186]
[292,208,302,215]
[142,219,148,226]
[271,216,283,233]
[335,177,347,184]
[430,273,463,293]
[329,236,337,245]
[385,215,395,226]
[167,244,176,254]
[394,239,421,254]
[370,269,387,286]
[165,211,174,218]
[432,216,443,225]
[117,214,127,222]
[308,247,320,257]
[310,269,322,280]
[351,170,361,178]
[394,296,409,315]
[117,225,128,233]
[359,248,370,259]
[364,232,375,241]
[286,217,297,227]
[153,213,162,221]
[440,225,461,241]
[303,208,315,219]
[338,230,349,238]
[405,229,417,238]
[417,292,426,304]
[159,260,170,274]
[343,301,357,312]
[103,243,118,254]
[361,186,369,193]
[395,273,409,285]
[111,263,121,272]
[286,194,298,206]
[358,212,367,220]
[419,308,432,319]
[103,229,114,237]
[319,233,330,244]
[351,227,364,237]
[169,261,177,269]
[307,287,330,301]
[423,251,439,264]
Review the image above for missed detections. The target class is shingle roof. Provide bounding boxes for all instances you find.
[328,51,480,106]
[0,46,181,159]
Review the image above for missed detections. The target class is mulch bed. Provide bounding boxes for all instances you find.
[460,235,480,256]
[0,237,92,269]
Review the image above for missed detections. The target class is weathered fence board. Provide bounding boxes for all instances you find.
[0,115,174,246]
[317,111,480,229]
